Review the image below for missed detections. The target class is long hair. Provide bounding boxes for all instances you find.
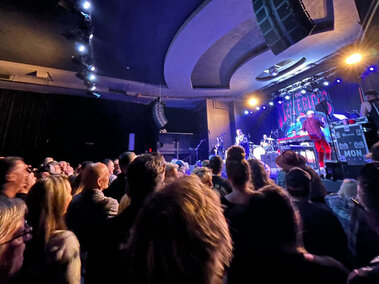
[248,159,274,190]
[126,176,233,284]
[226,146,251,189]
[26,176,71,245]
[0,198,26,245]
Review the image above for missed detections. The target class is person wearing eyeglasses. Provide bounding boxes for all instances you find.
[0,197,30,283]
[348,164,379,283]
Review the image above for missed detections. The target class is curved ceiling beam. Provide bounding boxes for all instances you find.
[164,0,254,97]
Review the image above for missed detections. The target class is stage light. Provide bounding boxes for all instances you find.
[269,102,274,106]
[336,78,342,84]
[285,95,290,100]
[244,110,249,115]
[77,44,86,53]
[250,111,253,114]
[88,74,96,81]
[369,66,375,72]
[301,89,306,94]
[256,106,260,110]
[248,97,258,106]
[89,92,100,98]
[82,1,91,10]
[89,34,94,40]
[323,81,329,86]
[90,66,96,71]
[278,100,283,104]
[90,85,96,91]
[262,106,266,110]
[345,53,362,65]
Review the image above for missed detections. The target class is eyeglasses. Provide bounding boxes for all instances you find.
[351,198,368,213]
[0,220,32,246]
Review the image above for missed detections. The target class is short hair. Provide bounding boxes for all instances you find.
[208,155,223,175]
[0,157,23,187]
[0,197,27,245]
[337,179,357,200]
[285,167,311,198]
[127,154,163,202]
[226,146,250,188]
[101,158,113,166]
[358,163,379,218]
[191,167,212,185]
[126,176,232,283]
[26,176,71,244]
[119,152,136,169]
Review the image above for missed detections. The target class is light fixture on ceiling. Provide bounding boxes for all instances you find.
[345,53,362,65]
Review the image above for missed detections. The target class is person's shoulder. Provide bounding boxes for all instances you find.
[347,257,379,283]
[47,230,80,260]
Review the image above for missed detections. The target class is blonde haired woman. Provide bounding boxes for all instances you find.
[0,197,30,283]
[22,176,81,283]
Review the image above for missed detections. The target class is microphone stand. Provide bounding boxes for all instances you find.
[195,139,206,163]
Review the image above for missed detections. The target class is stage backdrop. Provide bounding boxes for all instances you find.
[277,90,334,140]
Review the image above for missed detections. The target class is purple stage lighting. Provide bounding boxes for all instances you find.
[278,100,283,104]
[369,66,375,72]
[244,110,249,115]
[269,102,274,106]
[256,106,260,110]
[336,78,342,84]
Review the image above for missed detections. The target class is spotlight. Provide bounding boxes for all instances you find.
[336,78,342,84]
[248,97,258,107]
[278,100,283,104]
[285,95,290,100]
[90,85,96,91]
[301,89,306,94]
[369,66,375,72]
[244,110,249,115]
[323,81,329,86]
[88,74,96,81]
[256,106,260,110]
[250,111,253,114]
[269,102,274,106]
[262,106,266,110]
[77,44,87,53]
[82,1,91,10]
[345,53,362,65]
[89,34,94,40]
[90,66,96,71]
[88,91,100,98]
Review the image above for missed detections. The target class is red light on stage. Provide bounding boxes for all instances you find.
[149,148,152,152]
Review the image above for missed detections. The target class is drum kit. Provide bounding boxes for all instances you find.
[249,137,277,160]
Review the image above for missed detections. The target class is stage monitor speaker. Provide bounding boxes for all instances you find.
[252,0,315,55]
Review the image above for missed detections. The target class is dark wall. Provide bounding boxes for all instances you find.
[0,89,157,166]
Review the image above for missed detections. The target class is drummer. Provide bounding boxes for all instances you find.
[260,134,271,149]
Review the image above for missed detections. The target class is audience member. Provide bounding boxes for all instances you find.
[102,158,117,185]
[201,159,210,168]
[174,160,186,177]
[69,161,93,195]
[248,158,275,190]
[15,168,36,201]
[0,197,30,283]
[0,157,29,198]
[227,185,349,284]
[286,167,351,267]
[125,176,232,284]
[276,150,328,202]
[191,167,213,188]
[103,151,136,202]
[164,162,179,185]
[208,155,232,197]
[113,158,121,175]
[348,163,379,283]
[325,179,357,236]
[22,176,81,283]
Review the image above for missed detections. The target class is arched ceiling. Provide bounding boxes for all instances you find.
[0,0,368,106]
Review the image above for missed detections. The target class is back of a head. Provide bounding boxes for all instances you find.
[0,197,26,245]
[285,167,311,199]
[119,152,136,171]
[0,157,23,187]
[248,159,271,190]
[226,146,250,188]
[191,167,212,186]
[358,163,379,220]
[337,179,357,200]
[241,185,300,254]
[80,163,107,191]
[127,154,162,202]
[127,176,232,284]
[208,155,223,175]
[26,176,70,243]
